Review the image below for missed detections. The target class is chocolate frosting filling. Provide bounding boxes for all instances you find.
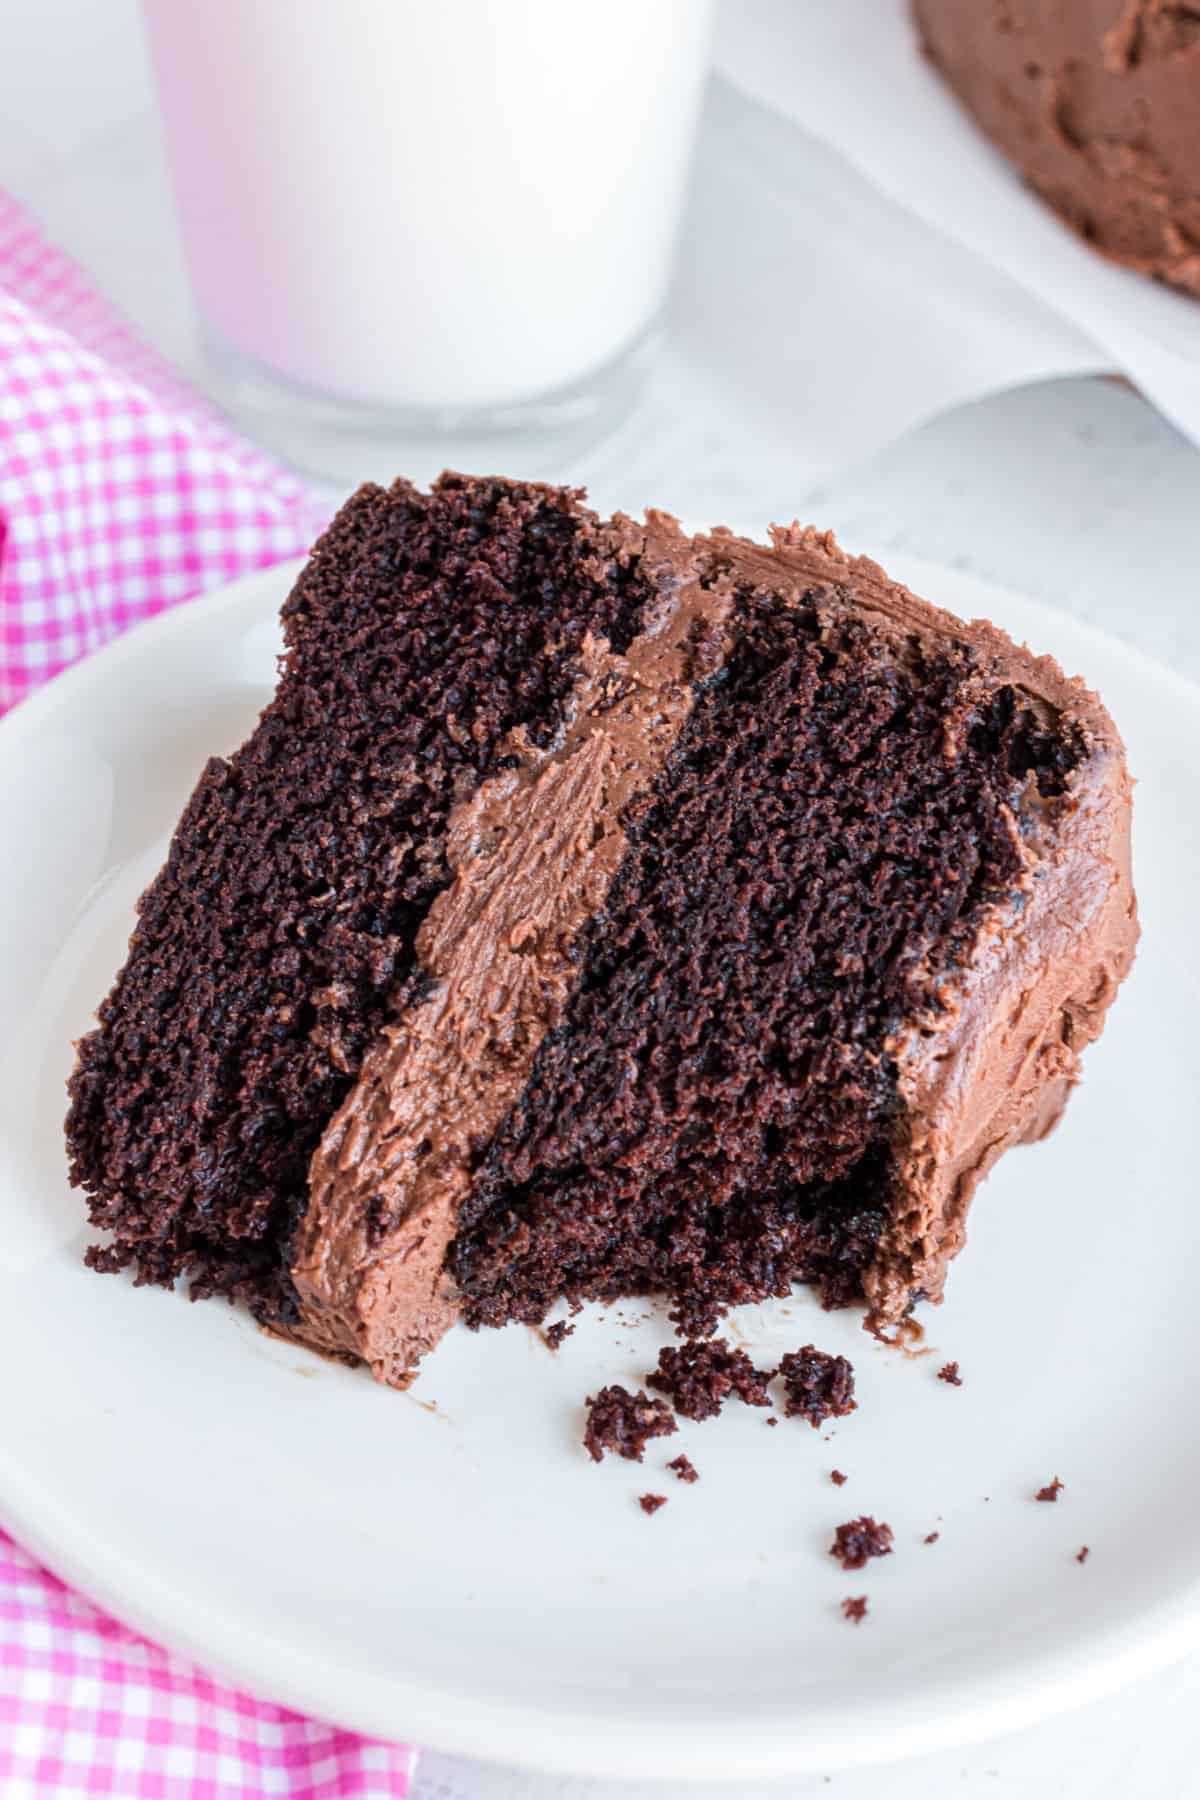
[287,519,733,1382]
[287,520,1137,1379]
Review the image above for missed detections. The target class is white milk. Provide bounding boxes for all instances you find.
[142,0,714,415]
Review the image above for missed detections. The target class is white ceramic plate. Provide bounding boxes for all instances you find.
[0,548,1197,1781]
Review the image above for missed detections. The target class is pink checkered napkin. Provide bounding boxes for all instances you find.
[0,198,415,1795]
[0,191,328,714]
[0,1534,417,1800]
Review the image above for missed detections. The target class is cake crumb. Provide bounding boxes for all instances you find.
[778,1346,856,1427]
[648,1338,772,1421]
[1076,1545,1090,1564]
[830,1516,894,1570]
[841,1596,868,1624]
[830,1469,848,1487]
[639,1493,667,1515]
[1035,1476,1065,1503]
[543,1320,574,1351]
[583,1386,677,1463]
[668,1454,699,1484]
[924,1531,940,1545]
[766,1416,778,1427]
[937,1360,962,1386]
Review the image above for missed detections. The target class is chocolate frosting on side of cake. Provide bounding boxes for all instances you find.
[913,0,1200,298]
[700,525,1139,1326]
[872,761,1135,1323]
[286,519,734,1384]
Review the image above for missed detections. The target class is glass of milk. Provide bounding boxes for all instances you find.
[141,0,715,483]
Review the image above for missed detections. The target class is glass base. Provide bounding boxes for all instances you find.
[200,321,663,492]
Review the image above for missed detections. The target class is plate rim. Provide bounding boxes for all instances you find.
[3,543,1199,1780]
[4,1447,1200,1782]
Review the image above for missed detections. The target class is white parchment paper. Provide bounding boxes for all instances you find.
[712,0,1200,451]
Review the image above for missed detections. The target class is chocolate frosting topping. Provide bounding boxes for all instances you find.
[914,0,1200,298]
[288,518,733,1381]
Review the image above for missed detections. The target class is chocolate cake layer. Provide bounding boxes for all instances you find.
[66,474,658,1317]
[914,0,1200,298]
[68,478,1138,1389]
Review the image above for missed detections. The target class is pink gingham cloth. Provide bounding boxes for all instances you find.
[0,1537,416,1800]
[0,196,417,1797]
[0,191,328,713]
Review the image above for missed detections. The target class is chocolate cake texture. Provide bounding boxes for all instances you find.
[66,473,1138,1389]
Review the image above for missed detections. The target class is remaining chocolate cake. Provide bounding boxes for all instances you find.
[66,473,1138,1388]
[914,0,1200,298]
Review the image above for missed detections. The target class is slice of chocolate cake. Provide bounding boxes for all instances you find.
[66,474,1138,1386]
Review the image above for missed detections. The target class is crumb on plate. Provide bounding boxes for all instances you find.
[778,1346,856,1427]
[830,1516,894,1571]
[583,1386,676,1463]
[648,1338,772,1421]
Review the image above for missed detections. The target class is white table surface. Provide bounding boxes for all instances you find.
[3,3,1200,1797]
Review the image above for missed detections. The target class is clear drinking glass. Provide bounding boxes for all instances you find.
[141,0,715,483]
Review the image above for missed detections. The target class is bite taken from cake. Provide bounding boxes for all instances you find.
[66,474,1138,1387]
